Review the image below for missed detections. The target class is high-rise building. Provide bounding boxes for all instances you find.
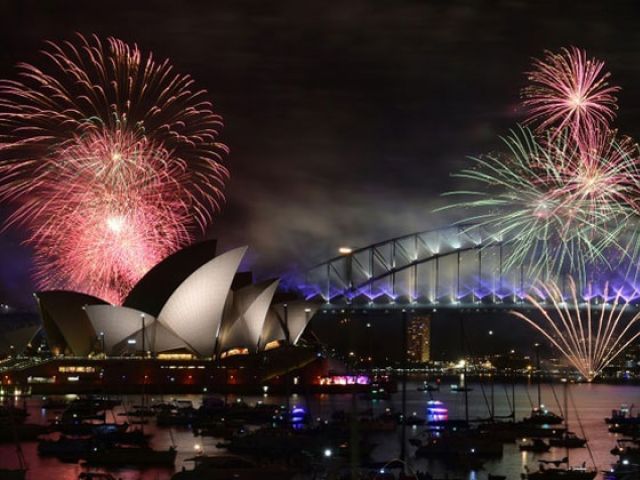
[407,315,431,363]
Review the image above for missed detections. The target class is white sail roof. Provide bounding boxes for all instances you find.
[218,279,279,354]
[157,246,247,357]
[111,319,188,355]
[85,305,155,354]
[270,300,320,345]
[35,291,107,356]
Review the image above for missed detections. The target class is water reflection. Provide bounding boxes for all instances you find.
[0,382,636,479]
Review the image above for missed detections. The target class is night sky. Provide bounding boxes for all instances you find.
[1,0,640,309]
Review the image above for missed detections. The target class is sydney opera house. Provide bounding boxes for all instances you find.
[0,240,349,394]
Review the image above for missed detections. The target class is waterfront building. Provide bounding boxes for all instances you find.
[407,315,431,363]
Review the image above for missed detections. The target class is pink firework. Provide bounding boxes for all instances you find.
[0,35,229,303]
[522,47,619,148]
[23,129,192,303]
[548,130,640,220]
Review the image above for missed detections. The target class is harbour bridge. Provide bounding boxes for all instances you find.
[300,225,640,312]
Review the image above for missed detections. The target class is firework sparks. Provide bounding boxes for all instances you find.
[20,129,192,302]
[522,46,619,149]
[0,34,229,303]
[511,277,640,381]
[443,127,639,280]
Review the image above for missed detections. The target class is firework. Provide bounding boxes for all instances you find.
[443,127,638,280]
[0,35,228,303]
[522,46,619,149]
[511,277,640,381]
[21,129,191,303]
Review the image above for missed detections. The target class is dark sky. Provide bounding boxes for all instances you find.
[1,0,640,308]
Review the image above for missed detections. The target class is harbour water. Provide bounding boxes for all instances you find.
[0,381,637,479]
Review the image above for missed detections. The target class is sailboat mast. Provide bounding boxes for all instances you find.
[400,309,408,467]
[563,378,569,464]
[512,376,516,421]
[535,343,541,407]
[460,317,469,424]
[490,374,495,421]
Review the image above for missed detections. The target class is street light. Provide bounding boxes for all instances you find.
[338,247,353,255]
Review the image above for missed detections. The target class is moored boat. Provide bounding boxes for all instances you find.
[519,438,551,453]
[84,445,177,466]
[549,431,587,449]
[171,454,296,480]
[605,404,640,426]
[523,406,564,426]
[524,463,596,480]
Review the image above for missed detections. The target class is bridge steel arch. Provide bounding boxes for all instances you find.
[302,225,640,311]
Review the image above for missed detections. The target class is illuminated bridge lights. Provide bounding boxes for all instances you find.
[302,225,640,310]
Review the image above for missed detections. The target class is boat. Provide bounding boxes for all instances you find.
[417,383,439,392]
[69,397,121,411]
[399,413,426,426]
[549,431,587,449]
[84,445,177,466]
[547,385,586,451]
[208,401,280,426]
[195,421,242,439]
[357,413,398,433]
[480,420,565,442]
[524,349,563,426]
[519,438,551,453]
[608,423,640,436]
[523,381,597,480]
[606,404,640,426]
[171,454,296,480]
[223,425,373,464]
[52,421,127,436]
[118,407,156,418]
[38,436,93,459]
[156,406,198,426]
[524,463,596,480]
[415,429,503,458]
[41,397,69,410]
[522,406,564,425]
[450,384,473,392]
[329,410,397,433]
[605,460,640,480]
[359,383,391,401]
[95,427,150,446]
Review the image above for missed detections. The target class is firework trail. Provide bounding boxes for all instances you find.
[522,46,619,150]
[0,34,228,303]
[443,127,638,281]
[511,277,640,381]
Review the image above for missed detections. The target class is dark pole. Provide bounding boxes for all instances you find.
[461,317,469,424]
[535,343,541,407]
[400,309,408,469]
[284,304,290,414]
[284,304,290,345]
[563,378,569,463]
[512,374,516,421]
[491,373,495,421]
[141,315,146,358]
